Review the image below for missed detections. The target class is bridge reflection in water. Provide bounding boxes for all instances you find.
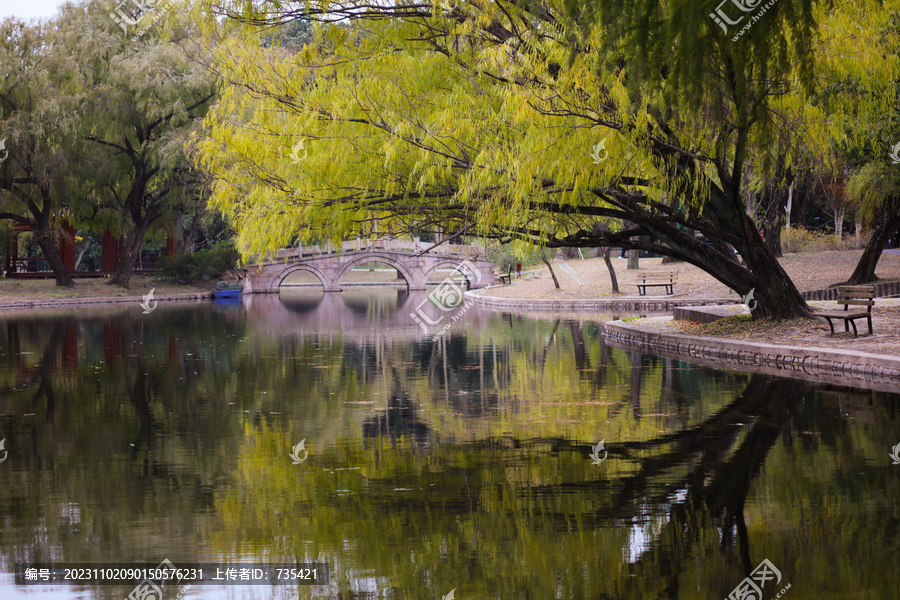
[0,292,896,599]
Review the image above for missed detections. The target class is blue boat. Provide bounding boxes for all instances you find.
[213,288,242,300]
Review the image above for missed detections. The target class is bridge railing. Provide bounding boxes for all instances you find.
[272,238,485,262]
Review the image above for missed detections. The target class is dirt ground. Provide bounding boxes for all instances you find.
[490,250,900,300]
[0,275,212,305]
[491,250,900,357]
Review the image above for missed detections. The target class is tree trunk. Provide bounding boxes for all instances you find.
[541,251,560,289]
[33,225,74,287]
[734,212,811,319]
[784,181,793,230]
[661,255,680,264]
[108,220,151,288]
[73,237,91,271]
[763,191,784,258]
[627,249,639,270]
[834,206,845,241]
[845,209,900,285]
[602,246,619,293]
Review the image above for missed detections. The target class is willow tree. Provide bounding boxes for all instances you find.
[809,0,900,284]
[193,0,842,318]
[56,0,217,288]
[0,18,79,287]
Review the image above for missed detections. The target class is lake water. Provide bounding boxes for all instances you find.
[0,290,898,599]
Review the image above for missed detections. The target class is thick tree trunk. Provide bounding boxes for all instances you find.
[602,246,619,293]
[626,249,639,270]
[734,212,810,319]
[541,251,560,288]
[108,220,150,288]
[33,225,74,287]
[846,210,900,285]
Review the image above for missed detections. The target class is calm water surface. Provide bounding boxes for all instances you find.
[0,290,898,599]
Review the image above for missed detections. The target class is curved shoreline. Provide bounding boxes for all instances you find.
[603,319,900,392]
[0,292,212,310]
[465,288,741,311]
[466,289,900,388]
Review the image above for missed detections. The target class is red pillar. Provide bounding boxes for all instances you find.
[62,323,78,371]
[60,223,76,271]
[102,230,122,273]
[103,321,120,364]
[6,231,17,275]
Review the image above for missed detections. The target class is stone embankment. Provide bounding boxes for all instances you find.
[603,319,900,393]
[0,292,211,310]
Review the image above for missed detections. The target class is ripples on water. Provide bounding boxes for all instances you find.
[0,290,898,599]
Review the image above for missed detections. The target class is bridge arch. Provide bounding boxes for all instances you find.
[273,263,331,290]
[331,252,422,291]
[423,259,482,289]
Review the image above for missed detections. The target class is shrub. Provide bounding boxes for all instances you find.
[781,226,870,253]
[157,242,240,283]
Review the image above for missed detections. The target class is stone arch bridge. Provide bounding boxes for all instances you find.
[243,239,496,293]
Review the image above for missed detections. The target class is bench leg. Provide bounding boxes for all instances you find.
[850,319,858,337]
[868,315,873,335]
[844,319,849,333]
[824,318,835,334]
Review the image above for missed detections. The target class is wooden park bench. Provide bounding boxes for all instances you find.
[498,268,513,285]
[635,272,676,296]
[814,285,876,337]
